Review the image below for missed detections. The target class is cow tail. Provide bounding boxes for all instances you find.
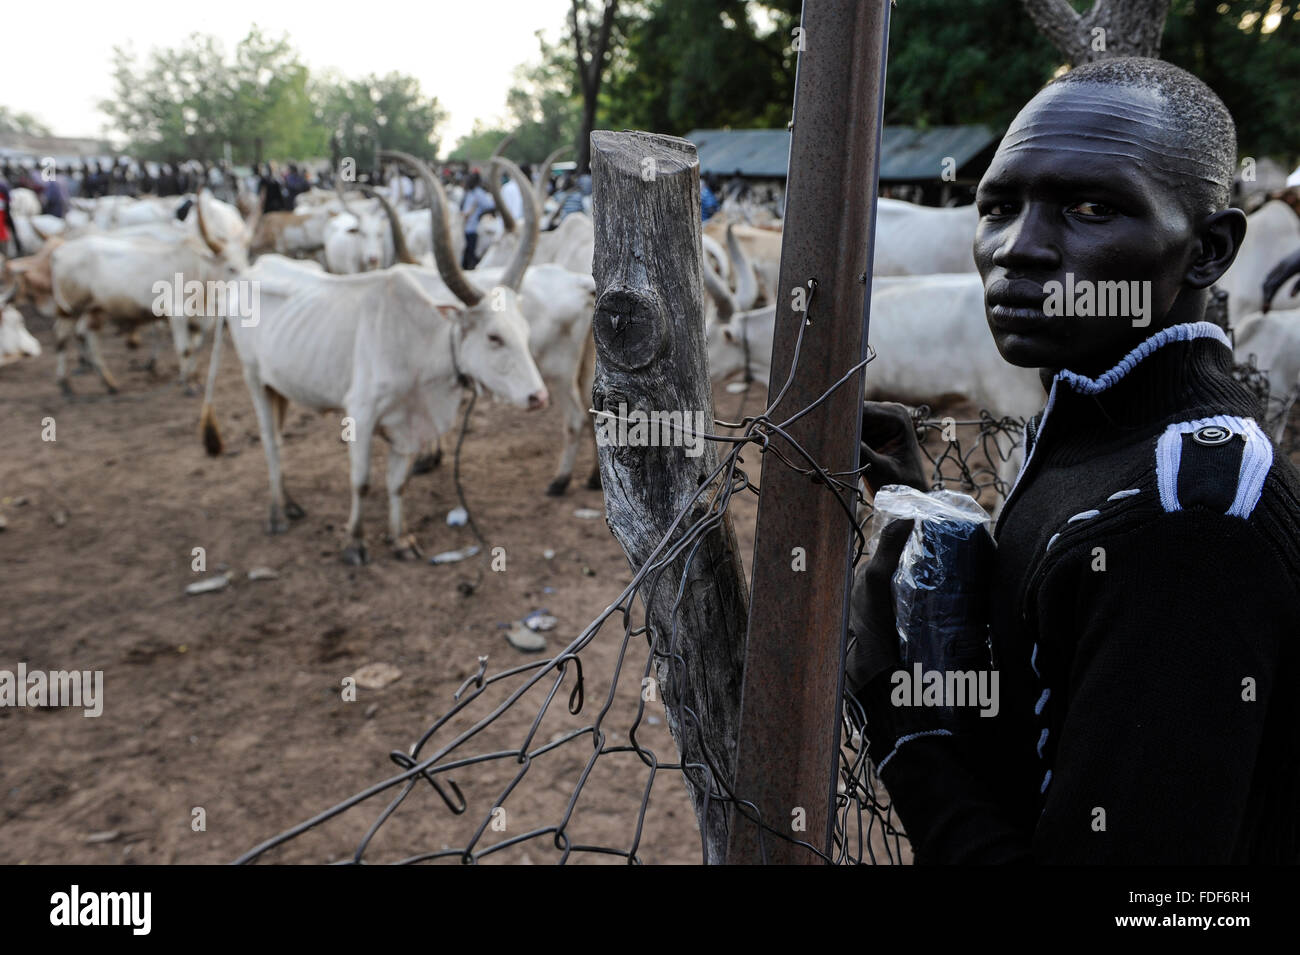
[199,316,225,456]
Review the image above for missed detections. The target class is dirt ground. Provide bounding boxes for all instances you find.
[1,310,783,865]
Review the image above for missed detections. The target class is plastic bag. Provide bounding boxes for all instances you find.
[867,485,995,675]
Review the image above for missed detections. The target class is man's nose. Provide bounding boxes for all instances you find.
[990,205,1060,272]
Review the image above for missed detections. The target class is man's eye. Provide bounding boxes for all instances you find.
[979,201,1017,218]
[1069,200,1117,218]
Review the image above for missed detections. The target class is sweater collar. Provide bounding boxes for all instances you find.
[1043,321,1256,439]
[1004,321,1259,509]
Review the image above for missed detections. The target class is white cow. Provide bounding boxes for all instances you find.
[872,198,979,275]
[379,155,601,496]
[49,195,251,394]
[1218,200,1300,321]
[706,274,1043,422]
[706,272,1044,497]
[478,211,595,277]
[201,156,549,562]
[0,287,41,366]
[1233,307,1300,442]
[323,210,389,273]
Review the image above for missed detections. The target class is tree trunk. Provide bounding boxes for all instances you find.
[589,129,750,865]
[1020,0,1171,63]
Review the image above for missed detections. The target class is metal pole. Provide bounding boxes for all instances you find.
[725,0,891,865]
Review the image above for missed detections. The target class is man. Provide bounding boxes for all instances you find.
[700,175,720,222]
[458,170,494,269]
[848,57,1300,864]
[498,162,527,224]
[42,169,68,218]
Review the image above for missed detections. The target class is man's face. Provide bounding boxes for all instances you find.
[974,83,1201,374]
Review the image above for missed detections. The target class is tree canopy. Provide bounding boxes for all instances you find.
[462,0,1296,167]
[99,26,446,165]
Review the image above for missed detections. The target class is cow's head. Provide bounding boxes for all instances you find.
[1,239,62,318]
[194,189,251,277]
[445,288,547,410]
[351,213,388,271]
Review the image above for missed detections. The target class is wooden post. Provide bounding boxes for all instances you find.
[589,130,750,864]
[725,0,892,864]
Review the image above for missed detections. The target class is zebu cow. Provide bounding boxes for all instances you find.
[871,198,980,275]
[0,286,41,366]
[478,209,596,276]
[201,157,548,562]
[706,272,1042,417]
[1232,307,1300,442]
[323,209,389,274]
[706,269,1044,497]
[49,196,251,393]
[378,152,601,496]
[1218,200,1300,320]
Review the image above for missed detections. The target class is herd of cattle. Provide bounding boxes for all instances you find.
[3,149,1300,560]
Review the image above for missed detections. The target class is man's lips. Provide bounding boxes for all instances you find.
[986,277,1048,329]
[985,277,1047,309]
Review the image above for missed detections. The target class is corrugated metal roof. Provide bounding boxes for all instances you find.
[684,125,1000,181]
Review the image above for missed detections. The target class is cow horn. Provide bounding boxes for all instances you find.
[537,145,571,205]
[495,156,538,293]
[489,131,516,161]
[483,158,515,235]
[362,186,419,266]
[380,149,484,308]
[195,190,225,256]
[701,258,735,324]
[727,223,758,311]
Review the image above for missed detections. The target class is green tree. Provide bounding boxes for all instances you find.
[0,106,53,137]
[99,27,446,167]
[1162,0,1300,160]
[884,0,1061,129]
[315,71,448,170]
[600,0,801,136]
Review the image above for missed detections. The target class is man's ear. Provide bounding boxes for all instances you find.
[1186,208,1247,289]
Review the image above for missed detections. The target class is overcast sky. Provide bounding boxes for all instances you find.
[0,0,575,148]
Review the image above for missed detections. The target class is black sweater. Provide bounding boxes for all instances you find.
[862,321,1300,863]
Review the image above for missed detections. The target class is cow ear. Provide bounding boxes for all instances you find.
[433,303,462,321]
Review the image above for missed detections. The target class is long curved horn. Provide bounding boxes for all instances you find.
[701,259,735,324]
[727,223,758,311]
[381,149,484,307]
[489,131,516,161]
[361,186,419,266]
[483,158,515,234]
[495,156,538,292]
[334,178,357,216]
[195,190,225,256]
[700,232,729,282]
[537,145,571,205]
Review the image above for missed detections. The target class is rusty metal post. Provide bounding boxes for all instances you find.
[725,0,891,864]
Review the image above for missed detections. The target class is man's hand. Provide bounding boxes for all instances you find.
[860,401,928,495]
[845,519,914,697]
[1262,247,1300,313]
